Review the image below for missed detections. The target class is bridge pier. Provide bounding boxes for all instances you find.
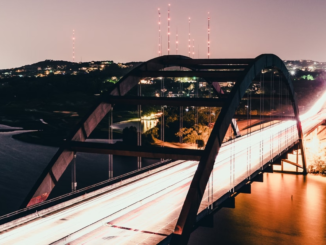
[252,172,264,182]
[238,183,251,194]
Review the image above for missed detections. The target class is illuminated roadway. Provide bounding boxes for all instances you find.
[1,93,326,245]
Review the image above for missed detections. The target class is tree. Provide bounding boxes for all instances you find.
[176,124,212,147]
[196,139,205,149]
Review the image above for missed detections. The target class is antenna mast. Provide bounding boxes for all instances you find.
[158,8,162,56]
[192,39,195,58]
[72,29,75,62]
[188,17,191,57]
[176,28,179,55]
[208,12,210,59]
[167,4,171,55]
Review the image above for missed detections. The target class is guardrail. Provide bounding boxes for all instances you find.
[0,158,182,230]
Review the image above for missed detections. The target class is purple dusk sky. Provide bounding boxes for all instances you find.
[0,0,325,69]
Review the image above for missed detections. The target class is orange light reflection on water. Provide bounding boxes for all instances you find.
[190,173,326,245]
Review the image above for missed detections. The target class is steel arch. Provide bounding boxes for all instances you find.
[21,54,306,245]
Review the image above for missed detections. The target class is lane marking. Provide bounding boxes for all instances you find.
[106,223,168,237]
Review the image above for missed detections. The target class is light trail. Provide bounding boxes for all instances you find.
[1,91,326,244]
[300,90,326,121]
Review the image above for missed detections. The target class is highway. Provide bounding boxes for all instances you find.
[1,92,326,244]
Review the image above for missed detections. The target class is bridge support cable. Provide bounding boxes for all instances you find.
[246,84,250,178]
[249,83,252,177]
[179,79,183,143]
[278,75,282,155]
[161,77,165,162]
[210,166,214,209]
[233,139,236,191]
[270,72,274,162]
[262,72,265,169]
[71,153,77,192]
[137,83,142,170]
[229,137,235,193]
[209,85,212,130]
[195,77,198,125]
[108,108,113,179]
[280,75,284,154]
[259,70,265,169]
[209,84,213,210]
[285,82,288,150]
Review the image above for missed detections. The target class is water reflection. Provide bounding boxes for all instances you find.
[189,173,326,245]
[111,118,159,133]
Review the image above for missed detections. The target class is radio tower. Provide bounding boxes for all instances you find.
[208,12,210,59]
[167,4,171,55]
[176,28,179,54]
[158,8,162,56]
[192,39,195,58]
[188,17,191,57]
[72,29,75,62]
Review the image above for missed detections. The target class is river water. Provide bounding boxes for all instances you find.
[0,129,157,216]
[190,173,326,245]
[0,129,326,244]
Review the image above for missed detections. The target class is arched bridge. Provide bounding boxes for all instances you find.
[2,54,324,245]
